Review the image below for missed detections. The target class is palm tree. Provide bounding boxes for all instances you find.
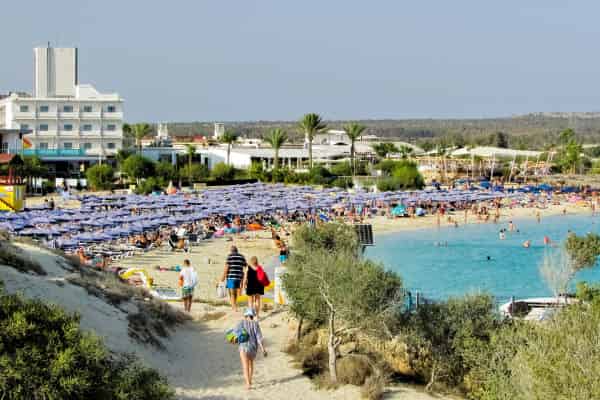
[185,144,195,185]
[342,122,366,176]
[122,123,133,148]
[220,130,238,165]
[299,113,327,169]
[131,123,152,154]
[264,128,288,170]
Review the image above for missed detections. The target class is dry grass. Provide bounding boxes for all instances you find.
[199,311,227,322]
[193,298,230,307]
[337,355,372,386]
[361,374,387,400]
[66,271,140,306]
[0,240,46,275]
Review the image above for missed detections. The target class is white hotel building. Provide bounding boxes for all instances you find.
[0,46,124,161]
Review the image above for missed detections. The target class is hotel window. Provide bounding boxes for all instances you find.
[107,142,116,149]
[106,124,116,131]
[39,142,49,150]
[82,124,92,132]
[106,105,116,113]
[63,105,74,112]
[39,105,49,112]
[63,142,73,150]
[39,124,49,131]
[83,105,93,113]
[63,124,73,131]
[20,124,29,130]
[19,105,29,112]
[83,142,92,150]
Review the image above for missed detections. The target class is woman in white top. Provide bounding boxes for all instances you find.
[179,259,198,312]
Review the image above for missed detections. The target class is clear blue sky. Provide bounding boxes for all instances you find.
[2,0,600,122]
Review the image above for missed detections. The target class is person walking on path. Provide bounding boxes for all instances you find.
[179,259,198,313]
[222,245,246,312]
[243,256,265,319]
[238,307,267,390]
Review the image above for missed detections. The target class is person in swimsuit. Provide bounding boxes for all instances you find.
[238,308,266,390]
[243,256,265,319]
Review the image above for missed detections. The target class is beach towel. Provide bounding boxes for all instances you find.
[226,323,249,344]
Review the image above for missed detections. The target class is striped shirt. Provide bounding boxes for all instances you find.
[226,253,246,281]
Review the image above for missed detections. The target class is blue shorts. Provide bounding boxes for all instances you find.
[279,254,288,263]
[226,279,241,289]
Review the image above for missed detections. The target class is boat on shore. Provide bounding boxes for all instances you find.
[499,295,579,321]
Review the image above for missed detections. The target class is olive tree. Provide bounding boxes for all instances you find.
[282,224,403,384]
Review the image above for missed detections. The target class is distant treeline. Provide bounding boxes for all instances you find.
[144,114,600,151]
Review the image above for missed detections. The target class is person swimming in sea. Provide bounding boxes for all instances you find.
[523,240,531,248]
[499,230,506,240]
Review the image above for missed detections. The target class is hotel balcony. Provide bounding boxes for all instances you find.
[80,130,102,137]
[14,111,36,119]
[58,111,79,119]
[36,130,59,136]
[37,111,58,119]
[102,111,123,120]
[59,130,80,137]
[80,111,102,119]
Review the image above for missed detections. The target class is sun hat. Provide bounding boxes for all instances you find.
[243,307,256,318]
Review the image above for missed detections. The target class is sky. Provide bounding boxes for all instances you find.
[1,0,600,123]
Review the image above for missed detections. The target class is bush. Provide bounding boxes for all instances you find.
[0,282,174,399]
[392,161,425,189]
[308,166,334,185]
[179,163,209,184]
[155,162,178,182]
[248,162,270,181]
[210,162,235,181]
[361,374,386,400]
[337,356,372,385]
[135,177,163,195]
[85,164,114,190]
[396,294,501,391]
[122,155,155,181]
[330,161,352,176]
[377,177,401,191]
[0,241,46,275]
[331,177,353,189]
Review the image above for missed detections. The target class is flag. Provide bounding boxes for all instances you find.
[22,137,32,149]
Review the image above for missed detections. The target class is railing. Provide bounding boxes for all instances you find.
[22,149,87,157]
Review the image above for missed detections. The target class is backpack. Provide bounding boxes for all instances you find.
[225,324,249,344]
[256,265,270,287]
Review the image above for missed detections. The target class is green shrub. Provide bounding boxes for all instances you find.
[210,162,235,181]
[0,282,174,400]
[85,164,114,190]
[391,161,425,189]
[179,163,209,183]
[330,161,352,176]
[376,177,401,191]
[248,162,270,181]
[155,162,178,182]
[308,166,334,185]
[122,155,155,181]
[331,177,353,189]
[135,177,163,195]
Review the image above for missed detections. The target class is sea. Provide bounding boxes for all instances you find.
[365,213,600,303]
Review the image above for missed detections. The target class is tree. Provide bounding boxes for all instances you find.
[282,224,404,384]
[122,155,155,183]
[342,122,366,176]
[299,113,327,168]
[131,123,152,154]
[155,161,178,183]
[85,164,114,190]
[122,123,134,148]
[185,144,196,185]
[559,128,575,145]
[220,130,238,165]
[564,232,600,270]
[263,128,288,170]
[371,142,399,159]
[492,132,509,148]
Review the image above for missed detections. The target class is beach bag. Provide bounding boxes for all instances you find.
[256,265,270,287]
[225,323,249,344]
[178,275,184,287]
[216,282,226,299]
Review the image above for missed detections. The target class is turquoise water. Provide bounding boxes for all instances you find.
[365,214,600,302]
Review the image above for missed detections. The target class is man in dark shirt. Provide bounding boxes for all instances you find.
[221,245,247,312]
